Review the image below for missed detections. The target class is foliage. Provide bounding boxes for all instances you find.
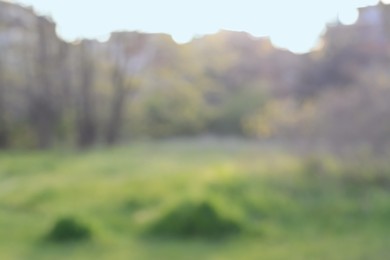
[1,2,390,150]
[148,200,241,239]
[46,217,91,242]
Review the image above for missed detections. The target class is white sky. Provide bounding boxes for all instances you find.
[10,0,382,53]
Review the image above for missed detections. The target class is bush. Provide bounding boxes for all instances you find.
[47,217,91,242]
[148,201,241,239]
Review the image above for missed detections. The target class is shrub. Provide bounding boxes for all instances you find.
[148,201,241,239]
[47,217,91,242]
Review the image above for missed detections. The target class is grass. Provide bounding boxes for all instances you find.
[46,217,91,242]
[0,138,390,259]
[147,200,241,239]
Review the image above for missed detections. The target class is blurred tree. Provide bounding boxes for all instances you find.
[76,41,98,148]
[28,17,59,148]
[105,62,130,145]
[104,33,149,145]
[0,55,8,148]
[1,1,390,152]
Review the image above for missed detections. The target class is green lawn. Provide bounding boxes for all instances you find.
[0,139,390,259]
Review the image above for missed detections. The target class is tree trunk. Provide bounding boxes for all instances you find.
[77,42,97,148]
[31,17,58,149]
[0,57,8,149]
[105,66,128,145]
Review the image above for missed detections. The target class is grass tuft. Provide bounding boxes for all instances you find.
[46,217,91,242]
[148,200,241,239]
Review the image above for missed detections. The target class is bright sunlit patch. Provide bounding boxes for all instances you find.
[338,8,359,25]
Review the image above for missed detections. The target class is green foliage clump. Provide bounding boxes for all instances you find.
[148,201,241,239]
[46,217,91,242]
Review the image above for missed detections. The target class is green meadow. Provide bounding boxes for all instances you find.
[1,139,390,259]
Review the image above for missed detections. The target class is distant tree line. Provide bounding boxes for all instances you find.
[1,2,390,151]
